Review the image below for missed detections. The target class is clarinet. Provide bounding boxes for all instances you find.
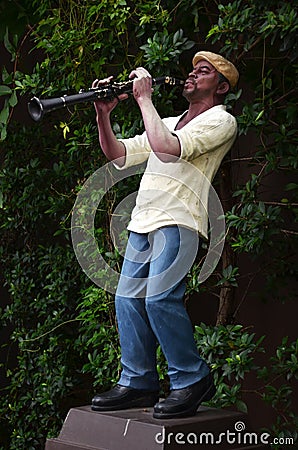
[27,76,185,122]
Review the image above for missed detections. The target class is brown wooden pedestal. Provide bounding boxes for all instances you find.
[45,405,269,450]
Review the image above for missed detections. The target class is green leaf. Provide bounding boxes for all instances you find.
[4,28,16,60]
[236,399,248,413]
[0,105,9,124]
[285,183,298,191]
[1,67,12,84]
[8,91,18,107]
[255,110,264,122]
[0,85,12,96]
[0,125,7,141]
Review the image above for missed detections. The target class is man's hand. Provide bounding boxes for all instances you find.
[129,67,153,104]
[92,76,128,116]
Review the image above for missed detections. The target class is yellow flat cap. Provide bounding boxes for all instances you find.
[192,51,239,88]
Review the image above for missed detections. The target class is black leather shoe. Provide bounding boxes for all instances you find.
[153,373,216,419]
[91,385,159,411]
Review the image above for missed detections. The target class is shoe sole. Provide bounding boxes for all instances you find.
[153,383,216,419]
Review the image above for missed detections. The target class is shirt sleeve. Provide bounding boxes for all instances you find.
[172,113,237,161]
[113,132,151,170]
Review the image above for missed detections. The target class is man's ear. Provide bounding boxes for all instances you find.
[216,81,230,95]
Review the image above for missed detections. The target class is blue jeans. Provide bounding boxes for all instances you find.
[115,226,210,391]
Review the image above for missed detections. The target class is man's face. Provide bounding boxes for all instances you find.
[183,60,220,101]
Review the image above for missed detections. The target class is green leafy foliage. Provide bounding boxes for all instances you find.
[74,286,121,389]
[140,29,195,71]
[195,325,298,432]
[0,0,297,448]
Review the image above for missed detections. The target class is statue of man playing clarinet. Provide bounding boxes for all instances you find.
[90,51,239,419]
